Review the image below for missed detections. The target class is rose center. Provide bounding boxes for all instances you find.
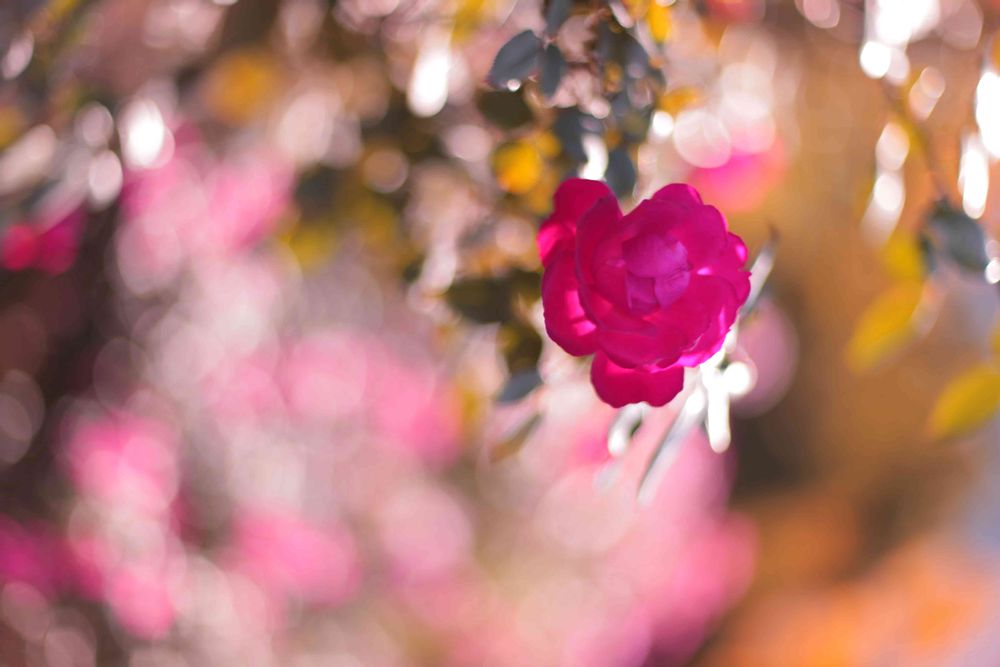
[621,232,690,311]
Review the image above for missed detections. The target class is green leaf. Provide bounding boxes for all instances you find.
[509,267,542,304]
[488,30,542,89]
[539,44,567,100]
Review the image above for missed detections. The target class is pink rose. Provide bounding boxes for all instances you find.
[538,179,750,407]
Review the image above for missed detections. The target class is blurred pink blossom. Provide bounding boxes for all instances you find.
[688,140,786,214]
[1,208,85,275]
[61,412,179,517]
[0,518,68,596]
[226,508,361,609]
[105,564,177,640]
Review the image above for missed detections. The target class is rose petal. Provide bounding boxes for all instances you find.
[723,232,748,265]
[670,205,728,269]
[576,195,623,281]
[596,325,685,368]
[590,352,684,408]
[537,222,573,268]
[651,183,704,207]
[653,270,691,307]
[621,232,689,278]
[624,273,659,312]
[538,179,615,267]
[675,275,741,366]
[651,287,712,344]
[578,277,648,331]
[553,179,616,218]
[541,252,598,356]
[576,195,639,326]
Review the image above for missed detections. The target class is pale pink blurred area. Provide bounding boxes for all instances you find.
[687,140,787,215]
[7,0,1000,665]
[226,508,360,609]
[61,413,179,517]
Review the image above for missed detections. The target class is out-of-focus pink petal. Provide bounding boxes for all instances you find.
[1,225,39,271]
[36,209,85,274]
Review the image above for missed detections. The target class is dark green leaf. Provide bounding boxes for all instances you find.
[476,89,534,130]
[553,108,588,163]
[294,166,335,218]
[918,231,937,274]
[488,30,542,89]
[597,22,614,72]
[928,200,990,274]
[610,90,632,121]
[539,44,567,100]
[499,321,543,373]
[620,105,654,143]
[217,0,281,51]
[605,145,636,197]
[445,277,512,323]
[497,368,543,403]
[623,32,651,81]
[545,0,572,36]
[509,267,542,304]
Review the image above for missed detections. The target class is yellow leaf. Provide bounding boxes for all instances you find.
[847,281,927,372]
[522,166,559,215]
[603,61,625,90]
[493,141,543,195]
[0,106,25,149]
[658,86,702,115]
[622,0,649,19]
[453,0,491,42]
[647,2,672,43]
[928,364,1000,440]
[202,50,280,125]
[280,221,337,270]
[881,232,925,282]
[536,131,561,159]
[35,0,80,24]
